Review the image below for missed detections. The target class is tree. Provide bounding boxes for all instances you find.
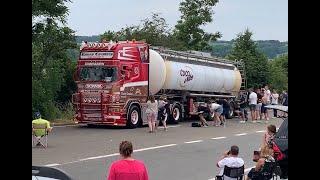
[101,13,173,47]
[174,0,221,51]
[268,54,288,91]
[227,29,269,89]
[32,0,76,119]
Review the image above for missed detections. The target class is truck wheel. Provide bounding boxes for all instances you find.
[171,104,181,124]
[226,102,234,119]
[127,105,140,129]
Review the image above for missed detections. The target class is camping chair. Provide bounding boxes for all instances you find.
[32,123,48,148]
[251,161,277,180]
[216,165,244,180]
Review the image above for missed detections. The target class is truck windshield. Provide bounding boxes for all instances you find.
[79,66,118,82]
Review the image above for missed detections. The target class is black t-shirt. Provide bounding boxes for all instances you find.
[282,94,288,105]
[198,105,211,114]
[218,99,230,109]
[240,96,246,108]
[257,93,262,103]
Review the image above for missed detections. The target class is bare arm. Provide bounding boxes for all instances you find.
[255,158,264,172]
[216,152,228,168]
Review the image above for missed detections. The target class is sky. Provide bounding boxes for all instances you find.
[66,0,288,41]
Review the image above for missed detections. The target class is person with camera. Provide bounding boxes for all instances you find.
[246,146,275,180]
[216,145,245,180]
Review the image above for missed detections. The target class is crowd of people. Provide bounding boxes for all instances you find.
[248,86,288,124]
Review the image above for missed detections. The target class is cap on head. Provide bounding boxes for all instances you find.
[34,112,41,119]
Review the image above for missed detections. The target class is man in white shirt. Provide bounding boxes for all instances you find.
[216,145,245,180]
[264,86,271,105]
[270,89,279,118]
[262,86,271,121]
[248,88,257,122]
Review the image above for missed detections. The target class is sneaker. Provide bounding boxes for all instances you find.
[252,121,257,123]
[271,117,276,119]
[164,128,168,132]
[257,120,262,123]
[267,118,270,120]
[239,120,246,123]
[204,125,208,127]
[265,120,268,124]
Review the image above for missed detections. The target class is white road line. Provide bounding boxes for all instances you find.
[45,143,178,167]
[45,163,60,167]
[184,140,203,144]
[134,144,177,152]
[80,153,119,161]
[256,130,265,133]
[211,137,227,140]
[158,125,181,129]
[235,133,247,136]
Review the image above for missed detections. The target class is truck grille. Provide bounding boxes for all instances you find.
[82,105,102,114]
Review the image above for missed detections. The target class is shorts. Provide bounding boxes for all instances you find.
[200,113,210,118]
[249,104,256,111]
[240,107,245,113]
[256,103,262,110]
[221,108,229,116]
[261,104,267,113]
[216,106,223,114]
[158,110,166,121]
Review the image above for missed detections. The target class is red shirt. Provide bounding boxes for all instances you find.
[107,159,149,180]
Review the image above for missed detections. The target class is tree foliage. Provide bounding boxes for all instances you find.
[227,29,270,89]
[32,0,76,119]
[210,40,288,59]
[268,54,288,91]
[174,0,221,50]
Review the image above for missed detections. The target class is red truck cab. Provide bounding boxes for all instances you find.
[72,40,150,128]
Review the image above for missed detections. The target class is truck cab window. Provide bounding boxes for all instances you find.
[79,66,118,82]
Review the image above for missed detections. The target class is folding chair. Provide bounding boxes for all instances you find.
[32,123,48,148]
[216,165,244,180]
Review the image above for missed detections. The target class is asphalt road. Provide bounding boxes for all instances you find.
[32,116,284,180]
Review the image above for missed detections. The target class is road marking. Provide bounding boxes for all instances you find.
[211,136,227,140]
[45,163,60,167]
[184,140,203,144]
[235,133,247,136]
[45,143,178,166]
[134,144,177,152]
[158,125,181,129]
[256,130,265,133]
[80,153,119,161]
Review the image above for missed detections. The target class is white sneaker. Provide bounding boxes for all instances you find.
[265,121,268,124]
[267,118,270,120]
[271,117,276,119]
[239,120,246,123]
[257,120,262,123]
[252,121,257,123]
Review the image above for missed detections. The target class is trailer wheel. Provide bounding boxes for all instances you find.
[171,104,182,124]
[226,102,234,119]
[127,105,140,129]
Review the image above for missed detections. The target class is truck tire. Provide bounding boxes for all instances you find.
[226,102,234,119]
[127,105,140,129]
[171,104,182,124]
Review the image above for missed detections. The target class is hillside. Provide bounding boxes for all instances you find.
[75,36,288,59]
